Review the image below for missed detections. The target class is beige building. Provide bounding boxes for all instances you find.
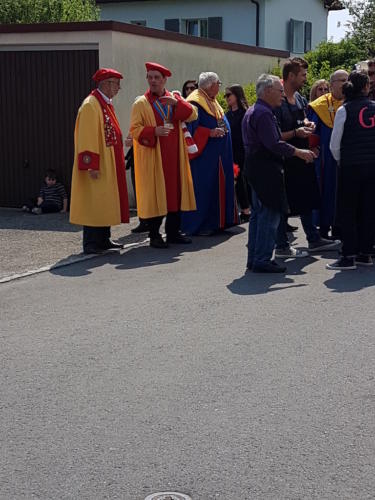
[0,21,288,207]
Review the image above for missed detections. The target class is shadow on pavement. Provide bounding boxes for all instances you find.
[0,209,81,233]
[227,256,316,296]
[50,227,246,278]
[324,267,375,293]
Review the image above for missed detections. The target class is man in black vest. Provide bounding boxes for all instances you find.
[328,70,375,270]
[274,58,340,259]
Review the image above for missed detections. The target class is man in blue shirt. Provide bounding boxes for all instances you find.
[242,74,315,273]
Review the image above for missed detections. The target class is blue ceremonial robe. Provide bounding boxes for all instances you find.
[308,109,338,233]
[181,104,238,235]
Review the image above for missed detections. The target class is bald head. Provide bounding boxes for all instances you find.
[330,70,349,99]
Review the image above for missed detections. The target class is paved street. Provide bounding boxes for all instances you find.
[1,225,375,500]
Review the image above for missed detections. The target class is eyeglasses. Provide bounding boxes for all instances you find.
[216,81,222,86]
[317,87,329,92]
[224,93,233,98]
[186,85,197,91]
[331,79,347,83]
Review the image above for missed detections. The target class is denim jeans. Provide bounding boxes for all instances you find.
[275,212,320,249]
[247,189,281,268]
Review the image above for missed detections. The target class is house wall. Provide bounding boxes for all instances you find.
[100,0,259,46]
[263,0,328,52]
[99,0,329,52]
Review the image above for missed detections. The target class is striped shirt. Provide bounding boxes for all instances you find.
[39,183,67,209]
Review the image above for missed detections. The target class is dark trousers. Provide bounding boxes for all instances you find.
[83,226,111,251]
[146,211,181,239]
[235,169,250,211]
[337,165,375,256]
[25,199,61,213]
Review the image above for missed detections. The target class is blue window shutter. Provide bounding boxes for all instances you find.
[165,19,180,32]
[208,17,222,40]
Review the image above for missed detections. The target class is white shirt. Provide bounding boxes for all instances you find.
[97,88,112,105]
[329,105,347,162]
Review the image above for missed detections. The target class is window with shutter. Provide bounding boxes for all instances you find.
[304,22,312,52]
[289,19,304,53]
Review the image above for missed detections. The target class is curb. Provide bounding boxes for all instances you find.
[0,239,148,284]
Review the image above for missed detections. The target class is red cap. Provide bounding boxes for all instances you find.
[145,62,172,77]
[92,68,123,83]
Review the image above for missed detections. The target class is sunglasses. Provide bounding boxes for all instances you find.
[224,93,233,98]
[317,87,329,92]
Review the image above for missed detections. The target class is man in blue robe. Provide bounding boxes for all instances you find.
[181,72,238,235]
[308,70,348,238]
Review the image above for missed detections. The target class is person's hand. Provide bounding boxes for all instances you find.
[295,127,313,138]
[294,148,317,163]
[125,135,133,148]
[88,169,99,179]
[304,119,316,130]
[210,128,225,138]
[155,126,171,137]
[158,96,178,106]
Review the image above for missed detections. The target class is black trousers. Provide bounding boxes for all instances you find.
[24,199,61,213]
[235,168,250,211]
[83,226,111,251]
[146,211,181,239]
[336,164,375,256]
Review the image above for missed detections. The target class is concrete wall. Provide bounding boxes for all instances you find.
[100,0,258,46]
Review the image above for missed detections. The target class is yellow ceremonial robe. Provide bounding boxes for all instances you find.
[70,95,122,227]
[130,96,197,219]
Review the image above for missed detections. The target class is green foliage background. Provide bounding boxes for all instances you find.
[0,0,99,23]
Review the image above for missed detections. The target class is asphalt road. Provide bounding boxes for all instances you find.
[1,226,375,500]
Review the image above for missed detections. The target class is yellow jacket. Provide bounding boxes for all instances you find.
[130,95,197,218]
[70,95,123,227]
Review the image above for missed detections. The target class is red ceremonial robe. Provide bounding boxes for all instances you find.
[92,89,129,223]
[138,89,194,212]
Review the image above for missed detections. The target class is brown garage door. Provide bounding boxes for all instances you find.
[0,49,99,207]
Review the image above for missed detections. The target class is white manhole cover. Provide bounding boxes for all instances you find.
[145,493,192,500]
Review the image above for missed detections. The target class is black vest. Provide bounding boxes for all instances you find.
[341,97,375,166]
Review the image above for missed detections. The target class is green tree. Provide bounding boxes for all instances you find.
[0,0,99,24]
[344,0,375,57]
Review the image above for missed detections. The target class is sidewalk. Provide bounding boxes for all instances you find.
[0,208,146,281]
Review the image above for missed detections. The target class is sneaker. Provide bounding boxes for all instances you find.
[308,238,340,252]
[31,207,42,215]
[274,247,309,258]
[355,254,373,266]
[326,256,356,270]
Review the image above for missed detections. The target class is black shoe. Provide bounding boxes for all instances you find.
[253,261,286,273]
[326,256,356,270]
[101,240,124,250]
[286,223,298,232]
[355,254,373,267]
[240,213,250,223]
[167,232,192,244]
[83,246,106,255]
[131,221,149,233]
[150,235,169,249]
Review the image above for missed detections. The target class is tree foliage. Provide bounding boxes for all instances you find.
[0,0,100,24]
[344,0,375,57]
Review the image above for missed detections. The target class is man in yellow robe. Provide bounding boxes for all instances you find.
[130,62,197,248]
[70,68,129,254]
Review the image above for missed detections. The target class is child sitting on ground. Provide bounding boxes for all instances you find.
[22,169,68,214]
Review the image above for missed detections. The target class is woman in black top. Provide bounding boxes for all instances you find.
[225,84,250,222]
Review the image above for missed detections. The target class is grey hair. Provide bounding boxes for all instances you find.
[198,72,220,89]
[256,74,280,97]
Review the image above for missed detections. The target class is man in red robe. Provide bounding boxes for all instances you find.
[70,68,129,254]
[130,62,197,248]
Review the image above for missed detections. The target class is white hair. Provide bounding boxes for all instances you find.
[256,74,280,97]
[198,72,220,89]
